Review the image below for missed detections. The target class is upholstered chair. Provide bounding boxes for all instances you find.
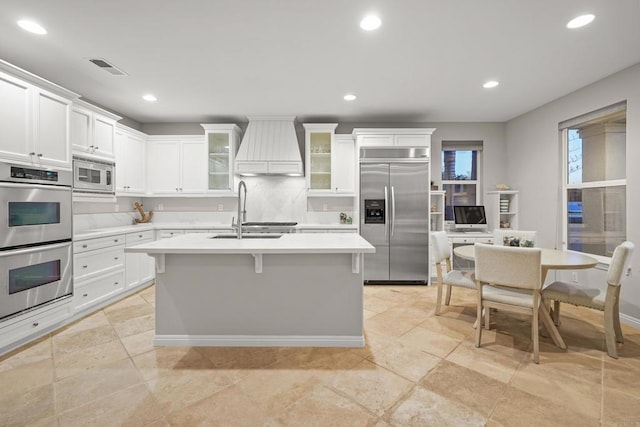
[493,229,537,248]
[431,231,475,315]
[474,243,543,363]
[542,241,635,358]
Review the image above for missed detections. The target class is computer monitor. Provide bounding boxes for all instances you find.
[453,205,488,230]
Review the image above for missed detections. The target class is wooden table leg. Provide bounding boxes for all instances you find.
[538,267,566,350]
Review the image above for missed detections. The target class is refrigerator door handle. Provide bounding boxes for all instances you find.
[384,186,389,239]
[391,186,396,237]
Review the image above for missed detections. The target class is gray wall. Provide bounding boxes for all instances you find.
[505,62,640,321]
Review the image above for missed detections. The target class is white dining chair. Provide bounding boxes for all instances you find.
[542,241,635,358]
[474,243,543,363]
[493,229,537,247]
[431,231,475,315]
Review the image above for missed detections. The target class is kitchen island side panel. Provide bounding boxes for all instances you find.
[154,252,363,339]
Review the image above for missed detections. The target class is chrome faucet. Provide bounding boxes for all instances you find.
[233,180,248,239]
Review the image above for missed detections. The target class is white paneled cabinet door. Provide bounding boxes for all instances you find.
[70,106,91,152]
[180,140,207,193]
[126,134,146,194]
[34,89,71,168]
[332,135,355,193]
[0,72,31,163]
[92,116,116,158]
[148,140,181,193]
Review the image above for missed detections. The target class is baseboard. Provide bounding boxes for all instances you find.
[154,334,365,348]
[620,313,640,329]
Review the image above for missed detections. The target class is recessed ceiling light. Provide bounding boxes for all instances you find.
[566,14,595,29]
[360,15,381,31]
[142,94,157,102]
[344,94,357,101]
[483,80,499,89]
[17,20,47,35]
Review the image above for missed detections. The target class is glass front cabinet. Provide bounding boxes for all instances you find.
[201,124,241,192]
[304,123,355,195]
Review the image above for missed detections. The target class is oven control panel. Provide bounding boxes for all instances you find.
[11,166,59,182]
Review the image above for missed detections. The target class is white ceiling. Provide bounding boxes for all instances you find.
[1,1,639,125]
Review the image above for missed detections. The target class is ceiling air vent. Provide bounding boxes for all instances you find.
[89,58,128,76]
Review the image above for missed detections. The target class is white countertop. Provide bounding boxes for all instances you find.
[124,232,375,255]
[74,223,358,241]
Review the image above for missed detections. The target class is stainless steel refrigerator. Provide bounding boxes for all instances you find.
[359,147,430,283]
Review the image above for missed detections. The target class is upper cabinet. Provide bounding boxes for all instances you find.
[352,128,436,149]
[0,67,77,169]
[146,136,207,195]
[304,124,356,196]
[201,124,241,193]
[114,125,147,195]
[70,100,120,160]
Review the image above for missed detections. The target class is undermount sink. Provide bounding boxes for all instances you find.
[210,234,282,239]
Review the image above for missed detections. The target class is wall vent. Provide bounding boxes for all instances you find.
[89,58,128,76]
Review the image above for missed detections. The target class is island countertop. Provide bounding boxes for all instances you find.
[125,232,375,255]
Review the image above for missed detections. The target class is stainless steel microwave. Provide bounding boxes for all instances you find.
[72,156,115,194]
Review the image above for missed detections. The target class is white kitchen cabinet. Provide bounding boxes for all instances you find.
[125,230,155,289]
[486,190,519,230]
[147,136,207,195]
[352,128,436,149]
[71,100,120,160]
[0,69,75,168]
[115,125,147,194]
[73,235,126,314]
[304,124,356,196]
[156,229,186,239]
[201,124,241,193]
[0,299,72,355]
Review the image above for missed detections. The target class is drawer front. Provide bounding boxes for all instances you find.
[156,230,185,239]
[126,230,155,245]
[477,238,494,244]
[74,235,125,253]
[74,271,125,312]
[0,301,72,346]
[451,237,474,244]
[73,246,124,281]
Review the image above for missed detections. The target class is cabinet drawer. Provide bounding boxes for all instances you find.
[157,230,185,239]
[126,230,155,245]
[0,301,72,347]
[74,271,125,312]
[477,238,494,244]
[74,245,124,281]
[74,235,125,253]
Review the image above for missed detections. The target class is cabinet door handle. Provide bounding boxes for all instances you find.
[29,152,36,156]
[114,239,119,242]
[82,265,88,269]
[139,234,143,237]
[83,293,88,297]
[82,244,88,248]
[94,146,99,150]
[37,153,43,157]
[114,282,119,285]
[114,257,119,260]
[32,322,39,327]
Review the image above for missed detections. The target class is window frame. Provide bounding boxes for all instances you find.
[441,147,483,223]
[560,120,627,263]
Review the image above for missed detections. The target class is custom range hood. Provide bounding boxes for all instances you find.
[234,116,303,176]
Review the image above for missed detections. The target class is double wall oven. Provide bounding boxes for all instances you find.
[0,162,73,321]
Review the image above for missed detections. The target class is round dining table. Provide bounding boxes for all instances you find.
[453,244,598,349]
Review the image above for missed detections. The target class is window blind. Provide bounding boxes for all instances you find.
[441,141,483,151]
[558,100,627,130]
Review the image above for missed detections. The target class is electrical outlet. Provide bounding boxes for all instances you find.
[571,272,578,282]
[627,267,632,277]
[218,204,224,211]
[322,204,328,211]
[157,203,164,211]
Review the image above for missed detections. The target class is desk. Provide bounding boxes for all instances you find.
[453,245,598,349]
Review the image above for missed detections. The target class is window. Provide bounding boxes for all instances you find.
[441,141,482,221]
[560,102,627,258]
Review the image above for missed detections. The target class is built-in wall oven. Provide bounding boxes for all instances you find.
[0,162,73,321]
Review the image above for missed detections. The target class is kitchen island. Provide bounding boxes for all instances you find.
[125,232,375,347]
